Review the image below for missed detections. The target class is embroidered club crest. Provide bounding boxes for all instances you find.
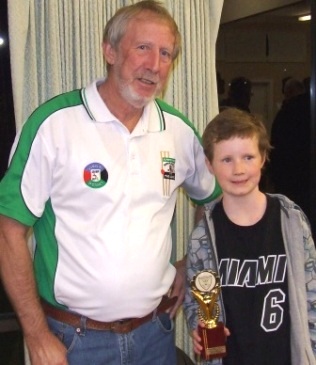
[83,162,108,188]
[160,152,175,196]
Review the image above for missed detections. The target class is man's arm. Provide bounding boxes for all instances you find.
[194,205,205,226]
[168,256,186,318]
[169,205,207,317]
[0,215,68,365]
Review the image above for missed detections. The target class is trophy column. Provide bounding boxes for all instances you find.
[191,270,227,360]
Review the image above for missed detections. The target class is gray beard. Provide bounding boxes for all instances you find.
[120,84,154,108]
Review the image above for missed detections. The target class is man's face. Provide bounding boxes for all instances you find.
[105,14,176,108]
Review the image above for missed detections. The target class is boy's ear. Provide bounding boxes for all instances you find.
[260,153,267,168]
[205,157,214,173]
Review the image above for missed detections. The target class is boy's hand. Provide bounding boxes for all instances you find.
[192,320,231,355]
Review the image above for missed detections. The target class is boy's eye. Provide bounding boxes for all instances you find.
[222,158,231,163]
[245,155,254,160]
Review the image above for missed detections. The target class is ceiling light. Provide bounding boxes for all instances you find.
[298,15,311,21]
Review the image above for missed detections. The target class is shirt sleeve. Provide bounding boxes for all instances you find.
[182,135,222,205]
[0,113,52,226]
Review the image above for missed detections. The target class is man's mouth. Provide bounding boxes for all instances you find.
[138,77,157,85]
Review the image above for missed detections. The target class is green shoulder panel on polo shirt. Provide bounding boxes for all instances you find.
[0,90,83,226]
[155,98,202,142]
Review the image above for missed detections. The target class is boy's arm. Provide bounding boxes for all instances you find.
[183,221,211,331]
[303,215,316,357]
[302,214,316,359]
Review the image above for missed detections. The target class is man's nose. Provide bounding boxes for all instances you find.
[146,49,161,72]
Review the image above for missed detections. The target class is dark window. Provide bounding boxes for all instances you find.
[0,1,24,364]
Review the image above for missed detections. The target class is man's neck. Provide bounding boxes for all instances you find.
[97,80,144,133]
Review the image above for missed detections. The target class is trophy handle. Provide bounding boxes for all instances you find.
[198,302,219,328]
[192,287,220,327]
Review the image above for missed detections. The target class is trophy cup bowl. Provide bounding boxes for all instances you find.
[191,270,227,360]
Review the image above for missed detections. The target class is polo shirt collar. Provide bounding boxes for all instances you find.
[81,79,166,133]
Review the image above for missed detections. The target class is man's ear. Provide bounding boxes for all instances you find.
[205,157,214,173]
[102,42,116,66]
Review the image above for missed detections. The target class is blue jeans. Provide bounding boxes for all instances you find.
[47,312,176,365]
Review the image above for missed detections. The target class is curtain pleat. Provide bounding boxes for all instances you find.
[8,1,223,363]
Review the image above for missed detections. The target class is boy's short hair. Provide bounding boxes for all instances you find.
[202,107,271,162]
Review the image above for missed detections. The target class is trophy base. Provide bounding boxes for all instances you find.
[198,322,226,360]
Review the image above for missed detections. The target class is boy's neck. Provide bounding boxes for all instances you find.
[222,191,267,226]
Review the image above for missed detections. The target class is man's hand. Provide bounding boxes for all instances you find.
[26,330,68,365]
[168,257,186,318]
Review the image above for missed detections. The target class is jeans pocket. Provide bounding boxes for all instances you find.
[46,316,79,354]
[156,313,174,333]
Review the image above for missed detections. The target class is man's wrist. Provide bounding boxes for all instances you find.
[174,255,186,270]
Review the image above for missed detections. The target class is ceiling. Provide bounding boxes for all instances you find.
[268,0,311,17]
[221,0,311,24]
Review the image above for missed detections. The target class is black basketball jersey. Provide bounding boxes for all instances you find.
[212,195,291,365]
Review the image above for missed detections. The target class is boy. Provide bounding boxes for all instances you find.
[183,108,316,364]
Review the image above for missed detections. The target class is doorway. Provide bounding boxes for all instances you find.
[250,80,274,135]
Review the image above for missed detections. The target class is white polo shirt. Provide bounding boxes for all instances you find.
[0,79,218,321]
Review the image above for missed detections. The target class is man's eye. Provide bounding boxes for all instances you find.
[161,50,171,57]
[161,50,172,60]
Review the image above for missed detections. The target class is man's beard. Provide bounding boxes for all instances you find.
[119,82,155,108]
[114,67,162,108]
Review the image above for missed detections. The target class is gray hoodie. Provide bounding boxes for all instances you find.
[183,194,316,364]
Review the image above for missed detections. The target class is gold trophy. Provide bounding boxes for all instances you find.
[191,270,226,360]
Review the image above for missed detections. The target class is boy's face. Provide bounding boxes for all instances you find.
[206,136,265,199]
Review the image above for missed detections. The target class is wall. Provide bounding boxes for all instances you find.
[216,15,311,134]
